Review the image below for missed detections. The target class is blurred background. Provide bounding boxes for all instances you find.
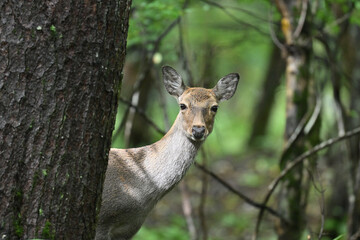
[111,0,360,239]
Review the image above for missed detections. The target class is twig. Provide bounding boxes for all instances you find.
[151,18,181,56]
[268,6,286,52]
[253,126,360,240]
[293,0,308,39]
[112,105,131,143]
[331,12,351,27]
[350,228,360,240]
[318,190,325,240]
[201,0,268,36]
[281,96,322,165]
[304,96,322,134]
[274,0,293,45]
[178,19,194,86]
[274,0,289,19]
[199,148,209,240]
[306,167,326,240]
[194,162,289,223]
[121,12,183,145]
[124,91,140,146]
[119,97,166,136]
[150,0,190,56]
[179,181,198,240]
[219,3,275,24]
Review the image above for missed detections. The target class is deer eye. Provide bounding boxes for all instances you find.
[180,104,187,110]
[211,106,218,113]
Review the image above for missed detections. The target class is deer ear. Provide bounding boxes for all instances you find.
[162,66,187,98]
[212,73,239,101]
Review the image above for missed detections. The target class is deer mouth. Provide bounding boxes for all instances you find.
[189,126,208,142]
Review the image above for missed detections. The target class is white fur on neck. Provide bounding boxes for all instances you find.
[143,114,200,193]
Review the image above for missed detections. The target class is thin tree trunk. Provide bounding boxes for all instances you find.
[249,46,284,145]
[274,0,315,239]
[0,1,131,239]
[323,6,360,238]
[342,25,360,240]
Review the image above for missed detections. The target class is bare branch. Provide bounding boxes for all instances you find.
[179,182,198,240]
[218,3,276,24]
[178,19,194,86]
[306,167,326,239]
[111,105,131,142]
[274,0,293,44]
[274,0,289,19]
[281,96,322,163]
[150,0,190,56]
[268,6,286,51]
[350,228,360,240]
[119,97,166,136]
[151,17,181,55]
[253,126,360,240]
[293,0,308,39]
[194,162,289,224]
[198,149,209,240]
[200,0,268,36]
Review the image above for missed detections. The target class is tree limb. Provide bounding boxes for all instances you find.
[253,126,360,240]
[200,0,268,36]
[194,162,289,224]
[293,0,308,39]
[119,97,166,136]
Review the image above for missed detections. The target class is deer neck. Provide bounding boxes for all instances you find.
[144,113,201,193]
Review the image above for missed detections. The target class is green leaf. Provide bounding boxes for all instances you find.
[333,235,343,240]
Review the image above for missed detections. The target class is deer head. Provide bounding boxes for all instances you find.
[162,66,239,142]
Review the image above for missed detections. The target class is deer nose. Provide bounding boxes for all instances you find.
[192,126,205,140]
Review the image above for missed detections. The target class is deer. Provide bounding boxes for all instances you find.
[95,66,239,240]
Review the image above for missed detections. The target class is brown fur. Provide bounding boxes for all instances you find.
[95,66,239,240]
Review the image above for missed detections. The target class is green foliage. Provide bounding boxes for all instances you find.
[41,220,55,240]
[128,0,185,48]
[324,217,347,237]
[50,25,56,33]
[350,1,360,26]
[220,212,250,233]
[13,213,24,237]
[333,235,344,240]
[133,216,188,240]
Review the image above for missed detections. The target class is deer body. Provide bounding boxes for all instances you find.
[95,66,239,240]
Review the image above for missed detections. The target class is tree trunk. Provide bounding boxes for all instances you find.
[323,6,360,238]
[248,45,284,145]
[0,1,131,239]
[274,0,316,239]
[342,25,360,240]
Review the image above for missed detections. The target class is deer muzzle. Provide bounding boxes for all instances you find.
[192,126,206,140]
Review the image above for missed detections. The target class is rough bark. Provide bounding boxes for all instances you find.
[0,0,131,239]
